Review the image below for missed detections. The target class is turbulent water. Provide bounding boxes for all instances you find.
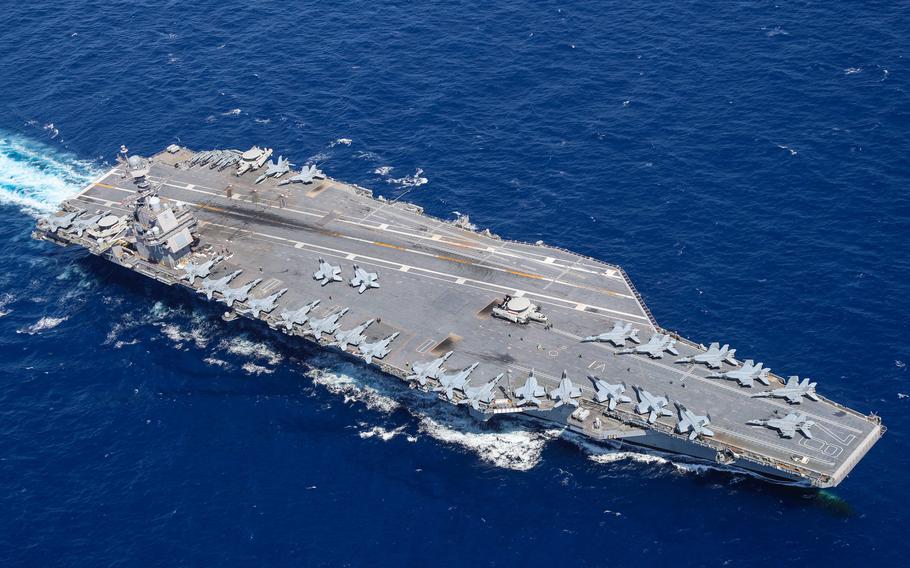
[1,1,909,566]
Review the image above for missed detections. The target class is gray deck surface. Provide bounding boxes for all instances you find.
[59,147,882,485]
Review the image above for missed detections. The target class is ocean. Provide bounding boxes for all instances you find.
[1,1,908,566]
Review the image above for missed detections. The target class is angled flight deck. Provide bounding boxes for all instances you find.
[34,145,884,488]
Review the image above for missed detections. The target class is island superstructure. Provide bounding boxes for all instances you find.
[33,144,884,487]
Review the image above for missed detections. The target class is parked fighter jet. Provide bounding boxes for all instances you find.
[199,270,242,300]
[634,387,673,424]
[407,351,453,386]
[313,258,342,286]
[332,319,374,350]
[181,256,222,284]
[358,332,400,364]
[460,374,503,411]
[68,211,104,237]
[582,321,641,347]
[676,342,738,369]
[278,164,325,186]
[675,404,714,440]
[277,300,320,331]
[244,287,288,318]
[254,156,292,184]
[219,278,262,307]
[709,359,771,387]
[307,308,349,340]
[349,265,380,293]
[435,362,479,401]
[590,376,632,410]
[190,150,212,166]
[548,371,582,408]
[750,376,819,404]
[514,370,547,407]
[40,210,81,233]
[619,333,679,358]
[747,412,815,439]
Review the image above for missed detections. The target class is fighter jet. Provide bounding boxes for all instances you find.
[676,342,738,369]
[514,370,547,407]
[313,258,342,286]
[181,256,222,284]
[675,403,714,441]
[358,332,400,364]
[751,376,819,404]
[709,359,771,388]
[634,387,673,424]
[349,265,380,293]
[407,351,453,386]
[306,308,350,340]
[747,412,815,439]
[460,374,503,411]
[582,321,641,347]
[277,300,320,331]
[198,270,243,300]
[331,319,375,350]
[190,150,212,166]
[40,210,81,233]
[548,371,582,408]
[68,211,104,237]
[435,362,480,401]
[619,333,679,358]
[278,164,325,186]
[243,287,288,318]
[219,278,262,307]
[254,155,292,184]
[590,376,632,410]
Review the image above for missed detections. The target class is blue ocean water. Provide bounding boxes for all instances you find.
[1,1,908,565]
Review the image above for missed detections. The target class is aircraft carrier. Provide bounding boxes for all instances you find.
[33,144,884,488]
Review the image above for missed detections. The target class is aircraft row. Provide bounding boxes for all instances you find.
[583,321,820,402]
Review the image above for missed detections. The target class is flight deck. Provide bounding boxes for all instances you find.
[34,145,884,488]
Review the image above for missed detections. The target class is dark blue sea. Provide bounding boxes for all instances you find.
[1,1,908,566]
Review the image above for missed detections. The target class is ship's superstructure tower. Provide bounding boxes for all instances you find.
[128,185,197,267]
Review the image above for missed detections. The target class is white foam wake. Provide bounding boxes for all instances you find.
[306,360,561,471]
[0,131,102,215]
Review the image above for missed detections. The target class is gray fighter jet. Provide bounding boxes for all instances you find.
[582,321,641,347]
[675,403,714,440]
[278,164,325,186]
[181,256,222,284]
[254,155,292,184]
[634,387,673,424]
[349,265,380,293]
[590,376,632,410]
[68,211,104,237]
[747,412,815,439]
[244,287,288,318]
[331,319,375,350]
[219,278,262,307]
[199,270,243,300]
[407,351,453,386]
[40,210,81,233]
[460,374,503,411]
[435,362,480,401]
[676,342,738,369]
[709,359,771,388]
[307,308,350,340]
[277,300,320,331]
[619,333,679,358]
[514,370,547,407]
[548,371,582,408]
[313,258,342,286]
[358,332,400,364]
[750,376,819,404]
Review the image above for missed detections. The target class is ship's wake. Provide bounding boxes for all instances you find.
[0,131,101,215]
